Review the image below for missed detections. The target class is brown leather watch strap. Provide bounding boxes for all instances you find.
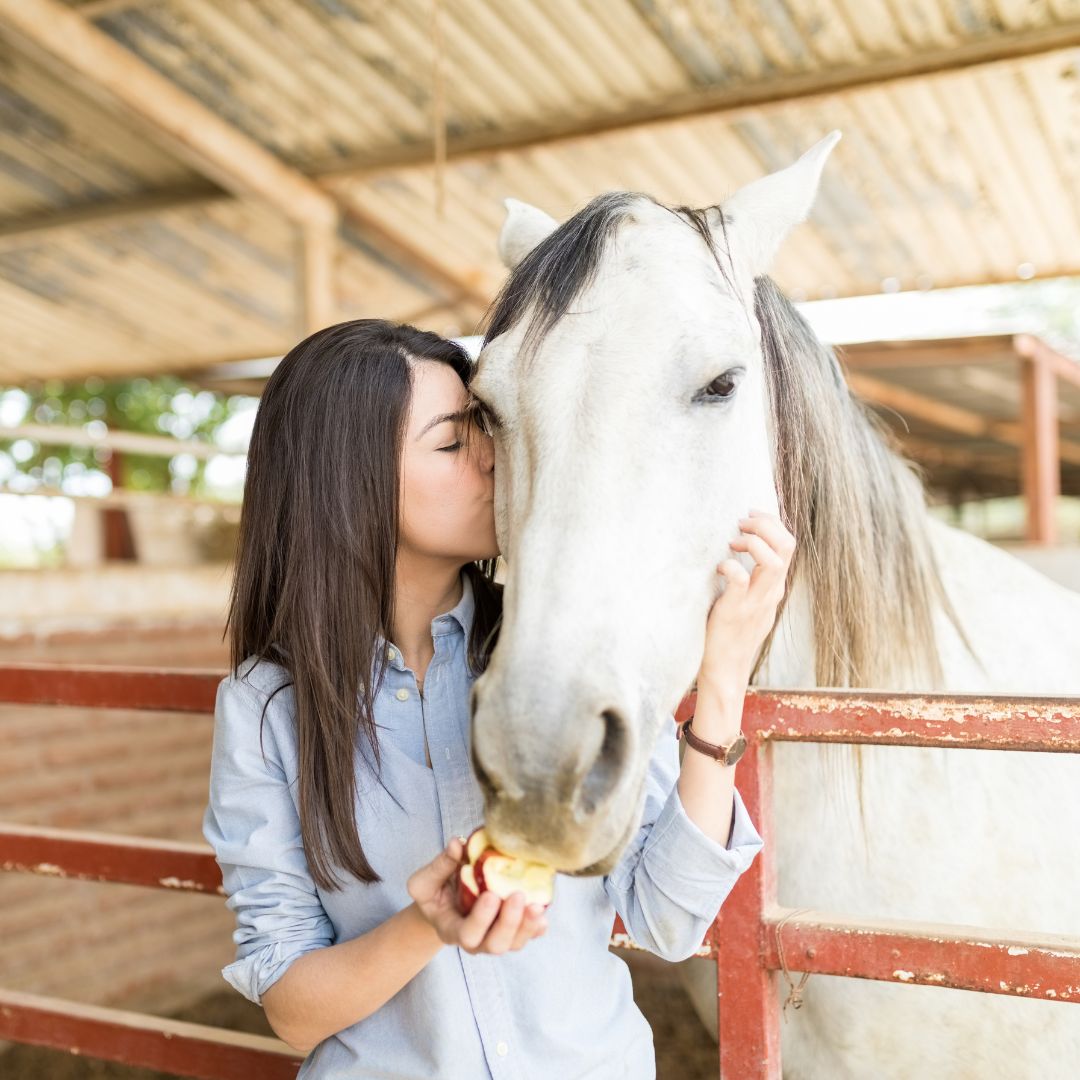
[676,714,747,766]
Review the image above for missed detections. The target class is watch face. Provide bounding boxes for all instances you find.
[725,733,748,765]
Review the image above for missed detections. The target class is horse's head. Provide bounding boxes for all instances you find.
[468,132,840,874]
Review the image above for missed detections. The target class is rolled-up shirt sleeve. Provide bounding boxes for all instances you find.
[603,715,764,963]
[202,674,335,1006]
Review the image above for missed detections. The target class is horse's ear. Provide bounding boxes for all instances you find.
[716,130,841,279]
[498,197,559,269]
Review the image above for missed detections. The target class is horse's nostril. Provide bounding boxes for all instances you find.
[576,708,630,818]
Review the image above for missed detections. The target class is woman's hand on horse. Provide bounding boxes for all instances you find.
[407,836,548,955]
[698,508,797,695]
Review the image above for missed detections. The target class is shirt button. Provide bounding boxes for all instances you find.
[395,688,409,701]
[387,647,398,661]
[496,1041,509,1056]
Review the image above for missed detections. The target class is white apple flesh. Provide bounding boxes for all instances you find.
[454,825,556,916]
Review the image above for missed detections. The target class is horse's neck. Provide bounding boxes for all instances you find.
[752,570,817,690]
[755,517,1080,695]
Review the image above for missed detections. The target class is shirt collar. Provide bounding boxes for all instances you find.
[378,569,476,671]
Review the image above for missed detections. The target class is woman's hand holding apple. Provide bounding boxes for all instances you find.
[406,835,549,955]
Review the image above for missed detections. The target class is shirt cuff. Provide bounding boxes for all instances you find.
[221,939,326,1007]
[637,783,764,922]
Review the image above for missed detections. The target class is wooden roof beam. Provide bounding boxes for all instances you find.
[0,0,336,230]
[0,0,489,312]
[838,337,1022,370]
[0,187,221,250]
[315,21,1080,178]
[848,371,1080,467]
[1014,334,1080,394]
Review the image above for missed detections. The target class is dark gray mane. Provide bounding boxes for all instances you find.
[480,191,733,364]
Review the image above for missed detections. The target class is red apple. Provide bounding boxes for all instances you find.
[457,863,480,916]
[454,825,556,916]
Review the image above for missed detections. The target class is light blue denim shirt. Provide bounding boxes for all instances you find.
[202,570,763,1079]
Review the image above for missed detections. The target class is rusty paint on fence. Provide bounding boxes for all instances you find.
[0,824,225,895]
[740,688,1080,751]
[760,908,1080,1002]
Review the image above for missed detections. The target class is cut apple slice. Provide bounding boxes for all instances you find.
[455,823,557,916]
[457,863,480,917]
[466,826,490,866]
[474,850,556,908]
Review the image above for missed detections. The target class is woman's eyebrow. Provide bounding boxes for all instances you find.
[416,410,467,440]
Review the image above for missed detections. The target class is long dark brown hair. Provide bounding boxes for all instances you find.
[226,319,503,891]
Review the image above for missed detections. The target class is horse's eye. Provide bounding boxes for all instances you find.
[693,368,744,403]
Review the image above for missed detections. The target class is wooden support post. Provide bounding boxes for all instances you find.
[295,225,338,337]
[102,451,136,561]
[1019,351,1059,544]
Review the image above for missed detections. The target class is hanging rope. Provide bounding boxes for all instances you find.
[774,907,813,1017]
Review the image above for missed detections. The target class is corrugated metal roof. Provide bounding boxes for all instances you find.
[2,0,1080,379]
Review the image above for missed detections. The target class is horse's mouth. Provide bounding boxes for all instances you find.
[561,798,641,877]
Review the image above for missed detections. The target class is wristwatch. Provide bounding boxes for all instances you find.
[676,714,748,766]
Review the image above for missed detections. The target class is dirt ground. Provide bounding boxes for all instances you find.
[0,947,719,1079]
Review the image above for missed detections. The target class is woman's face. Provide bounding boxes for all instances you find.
[398,359,498,563]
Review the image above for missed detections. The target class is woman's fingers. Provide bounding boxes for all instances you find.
[509,904,548,950]
[479,891,528,954]
[730,533,784,574]
[457,890,503,951]
[739,511,796,558]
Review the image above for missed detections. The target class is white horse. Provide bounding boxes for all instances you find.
[470,132,1080,1078]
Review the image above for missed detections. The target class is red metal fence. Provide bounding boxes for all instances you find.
[703,687,1080,1079]
[2,663,1079,1078]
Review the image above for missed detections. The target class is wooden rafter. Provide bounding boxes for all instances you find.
[0,0,336,229]
[314,20,1080,178]
[0,187,221,250]
[0,0,490,319]
[6,13,1080,283]
[1014,334,1080,394]
[838,337,1022,370]
[848,372,1080,467]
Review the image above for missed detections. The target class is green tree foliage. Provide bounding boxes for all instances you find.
[0,374,246,496]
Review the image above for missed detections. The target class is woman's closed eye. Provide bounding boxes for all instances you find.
[439,441,462,452]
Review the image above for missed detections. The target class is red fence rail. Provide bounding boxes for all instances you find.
[711,687,1080,1079]
[2,663,1079,1078]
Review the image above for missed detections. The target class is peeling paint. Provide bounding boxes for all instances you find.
[893,970,915,981]
[158,876,203,891]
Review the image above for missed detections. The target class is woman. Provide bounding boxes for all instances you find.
[203,318,791,1078]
